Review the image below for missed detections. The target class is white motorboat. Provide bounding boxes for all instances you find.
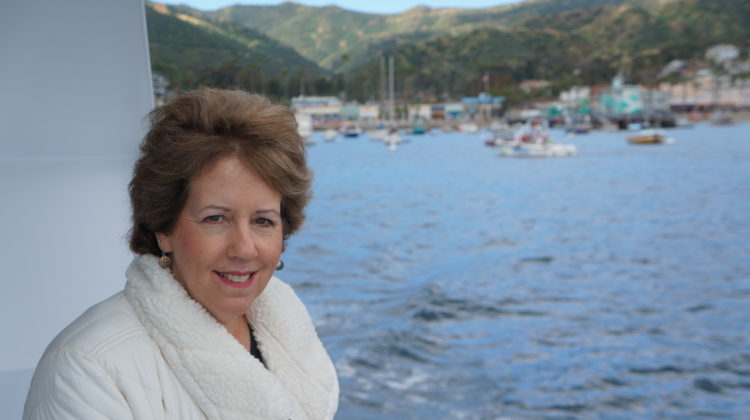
[368,128,388,141]
[496,120,577,158]
[499,142,577,157]
[383,129,405,150]
[458,121,479,133]
[323,128,338,142]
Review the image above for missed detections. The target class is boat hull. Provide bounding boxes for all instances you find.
[499,142,577,158]
[627,135,663,144]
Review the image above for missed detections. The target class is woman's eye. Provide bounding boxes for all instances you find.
[254,217,274,227]
[204,215,224,223]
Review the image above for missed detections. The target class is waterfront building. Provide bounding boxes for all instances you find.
[559,86,591,116]
[504,107,544,124]
[408,104,432,121]
[340,103,359,121]
[595,73,643,117]
[657,69,750,110]
[358,103,380,122]
[291,96,343,127]
[462,92,504,121]
[430,105,445,120]
[641,90,670,112]
[444,103,464,120]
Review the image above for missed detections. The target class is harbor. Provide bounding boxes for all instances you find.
[290,121,750,418]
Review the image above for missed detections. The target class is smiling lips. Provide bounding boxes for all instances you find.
[215,270,256,289]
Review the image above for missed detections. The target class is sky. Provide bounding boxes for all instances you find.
[158,0,523,15]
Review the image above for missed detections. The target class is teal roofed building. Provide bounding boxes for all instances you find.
[340,103,360,121]
[596,73,643,117]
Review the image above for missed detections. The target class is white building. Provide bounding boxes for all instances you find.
[705,44,740,66]
[290,96,343,126]
[358,103,380,122]
[658,69,750,109]
[407,104,432,121]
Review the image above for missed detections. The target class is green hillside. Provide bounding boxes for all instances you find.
[198,0,631,72]
[343,0,750,102]
[146,3,325,92]
[146,0,749,103]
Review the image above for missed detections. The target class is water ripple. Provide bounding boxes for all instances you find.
[291,124,750,418]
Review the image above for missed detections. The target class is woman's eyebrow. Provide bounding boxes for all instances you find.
[255,208,281,216]
[197,205,231,212]
[196,206,280,216]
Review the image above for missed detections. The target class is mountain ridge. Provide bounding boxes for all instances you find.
[145,0,749,103]
[192,0,632,71]
[146,2,326,91]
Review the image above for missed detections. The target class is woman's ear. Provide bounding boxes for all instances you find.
[156,232,173,253]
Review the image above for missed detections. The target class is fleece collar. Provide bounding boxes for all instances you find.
[124,255,338,420]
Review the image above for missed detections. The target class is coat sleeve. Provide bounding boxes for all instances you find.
[23,348,134,420]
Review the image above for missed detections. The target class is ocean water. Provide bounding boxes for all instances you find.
[284,122,750,419]
[2,122,749,419]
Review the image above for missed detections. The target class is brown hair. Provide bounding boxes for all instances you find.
[128,87,312,256]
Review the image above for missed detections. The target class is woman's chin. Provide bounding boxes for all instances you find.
[217,296,256,317]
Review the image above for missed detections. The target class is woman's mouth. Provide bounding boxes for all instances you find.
[214,271,256,288]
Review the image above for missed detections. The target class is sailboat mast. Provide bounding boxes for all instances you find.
[380,55,386,121]
[388,56,395,124]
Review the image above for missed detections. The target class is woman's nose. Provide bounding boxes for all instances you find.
[228,224,258,260]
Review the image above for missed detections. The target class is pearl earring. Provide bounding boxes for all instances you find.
[276,260,284,271]
[158,252,172,268]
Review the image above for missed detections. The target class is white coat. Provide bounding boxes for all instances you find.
[23,255,339,419]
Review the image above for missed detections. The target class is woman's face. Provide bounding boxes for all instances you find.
[156,156,283,325]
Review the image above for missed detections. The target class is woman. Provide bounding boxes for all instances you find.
[23,88,339,419]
